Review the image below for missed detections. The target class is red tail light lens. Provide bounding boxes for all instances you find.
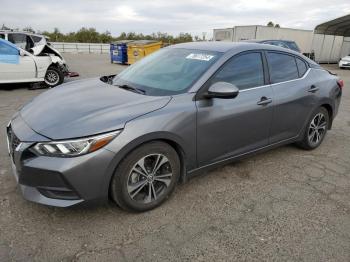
[337,79,344,89]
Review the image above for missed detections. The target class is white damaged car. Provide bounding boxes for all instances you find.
[339,54,350,69]
[0,38,66,87]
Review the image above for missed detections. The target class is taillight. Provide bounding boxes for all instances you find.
[337,79,344,89]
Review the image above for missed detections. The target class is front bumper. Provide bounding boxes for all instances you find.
[61,64,79,78]
[339,60,350,68]
[7,118,116,207]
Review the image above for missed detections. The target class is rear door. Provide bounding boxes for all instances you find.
[0,41,36,82]
[196,51,274,166]
[266,51,316,143]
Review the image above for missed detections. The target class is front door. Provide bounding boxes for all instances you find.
[196,52,274,166]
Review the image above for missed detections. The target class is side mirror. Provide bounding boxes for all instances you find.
[205,82,239,99]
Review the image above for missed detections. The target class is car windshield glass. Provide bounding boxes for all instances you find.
[112,48,222,96]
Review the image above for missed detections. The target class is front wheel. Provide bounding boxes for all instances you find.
[296,107,329,150]
[110,141,180,212]
[44,66,64,88]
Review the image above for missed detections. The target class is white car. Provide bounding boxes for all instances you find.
[0,38,64,87]
[0,31,78,83]
[339,54,350,69]
[0,30,49,49]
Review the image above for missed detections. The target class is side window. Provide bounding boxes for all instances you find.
[210,52,265,90]
[31,35,42,43]
[296,57,308,77]
[0,34,4,39]
[7,33,27,49]
[266,52,299,83]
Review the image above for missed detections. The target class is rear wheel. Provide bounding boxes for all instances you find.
[297,107,329,150]
[44,66,64,88]
[110,141,180,212]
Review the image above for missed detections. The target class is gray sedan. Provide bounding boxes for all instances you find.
[7,42,343,212]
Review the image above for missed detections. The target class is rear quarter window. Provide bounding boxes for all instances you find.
[296,57,308,77]
[267,52,299,83]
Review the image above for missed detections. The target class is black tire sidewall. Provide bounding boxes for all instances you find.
[111,141,180,212]
[44,66,64,88]
[304,107,329,149]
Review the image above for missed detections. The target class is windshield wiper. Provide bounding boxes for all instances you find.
[115,84,146,95]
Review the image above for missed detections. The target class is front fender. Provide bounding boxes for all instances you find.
[33,56,51,78]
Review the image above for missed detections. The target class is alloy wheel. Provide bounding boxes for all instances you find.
[45,70,59,86]
[127,154,173,204]
[308,113,327,146]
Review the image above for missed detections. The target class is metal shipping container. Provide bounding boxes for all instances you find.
[213,28,234,42]
[213,24,349,63]
[213,25,313,53]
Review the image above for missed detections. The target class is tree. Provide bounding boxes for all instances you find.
[27,26,195,44]
[267,21,274,27]
[275,24,280,28]
[99,30,113,43]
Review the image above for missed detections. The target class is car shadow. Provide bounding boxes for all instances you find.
[0,83,32,90]
[29,144,302,218]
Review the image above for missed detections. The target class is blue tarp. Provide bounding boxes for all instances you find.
[0,38,19,64]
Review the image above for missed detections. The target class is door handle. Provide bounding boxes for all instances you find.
[308,85,319,93]
[257,97,272,106]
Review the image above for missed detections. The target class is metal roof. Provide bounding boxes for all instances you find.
[314,14,350,36]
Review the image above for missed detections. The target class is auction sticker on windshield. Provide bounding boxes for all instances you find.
[186,53,214,61]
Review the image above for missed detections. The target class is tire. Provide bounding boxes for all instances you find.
[296,107,329,150]
[44,66,64,88]
[110,141,180,212]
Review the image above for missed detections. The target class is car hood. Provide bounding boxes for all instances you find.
[31,44,64,61]
[20,78,171,140]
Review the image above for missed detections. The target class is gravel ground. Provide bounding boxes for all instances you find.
[0,54,350,262]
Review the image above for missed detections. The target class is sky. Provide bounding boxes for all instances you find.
[1,0,350,38]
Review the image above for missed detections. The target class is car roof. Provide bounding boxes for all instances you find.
[169,41,299,54]
[245,39,296,43]
[0,30,45,38]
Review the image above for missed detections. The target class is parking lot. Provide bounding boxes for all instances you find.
[0,54,350,261]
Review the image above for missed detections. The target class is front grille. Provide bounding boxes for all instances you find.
[7,125,21,156]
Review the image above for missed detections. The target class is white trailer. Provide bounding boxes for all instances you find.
[213,25,313,53]
[213,15,350,63]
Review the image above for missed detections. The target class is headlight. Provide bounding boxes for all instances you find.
[31,130,121,157]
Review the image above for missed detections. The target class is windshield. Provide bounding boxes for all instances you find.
[112,48,222,96]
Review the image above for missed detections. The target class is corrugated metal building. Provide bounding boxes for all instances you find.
[313,14,350,63]
[213,14,350,63]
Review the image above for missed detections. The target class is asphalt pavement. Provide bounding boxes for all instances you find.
[0,54,350,261]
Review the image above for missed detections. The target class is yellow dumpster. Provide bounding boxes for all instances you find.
[127,40,162,64]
